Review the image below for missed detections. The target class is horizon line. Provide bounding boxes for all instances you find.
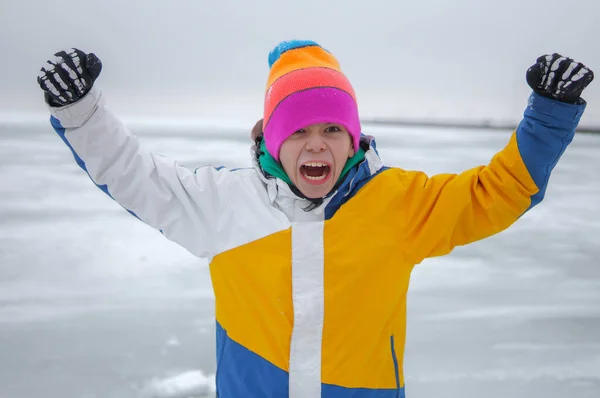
[1,111,599,134]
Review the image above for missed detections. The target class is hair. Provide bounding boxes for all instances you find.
[252,118,265,165]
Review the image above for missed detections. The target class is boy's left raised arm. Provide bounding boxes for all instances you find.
[399,54,594,262]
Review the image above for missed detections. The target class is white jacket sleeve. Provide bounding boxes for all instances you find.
[48,87,232,259]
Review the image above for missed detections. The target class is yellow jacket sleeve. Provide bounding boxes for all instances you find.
[392,92,586,263]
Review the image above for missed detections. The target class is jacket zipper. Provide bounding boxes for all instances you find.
[390,335,400,398]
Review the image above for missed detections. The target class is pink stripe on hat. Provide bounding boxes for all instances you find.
[264,67,357,127]
[264,87,361,161]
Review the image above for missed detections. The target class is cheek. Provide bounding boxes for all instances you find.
[278,145,297,175]
[280,159,294,177]
[337,135,353,154]
[333,140,354,165]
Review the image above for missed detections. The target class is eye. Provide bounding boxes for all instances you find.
[293,128,306,134]
[324,125,342,133]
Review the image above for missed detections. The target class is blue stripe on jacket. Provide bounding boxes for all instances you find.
[216,322,405,397]
[515,92,586,211]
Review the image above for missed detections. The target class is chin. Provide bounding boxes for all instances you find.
[297,183,334,199]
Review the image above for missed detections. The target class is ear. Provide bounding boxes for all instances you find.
[347,140,355,158]
[251,119,264,141]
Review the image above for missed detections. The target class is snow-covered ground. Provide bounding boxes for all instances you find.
[1,120,599,398]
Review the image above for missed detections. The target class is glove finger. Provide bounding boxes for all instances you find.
[69,48,94,87]
[59,62,88,95]
[38,67,68,105]
[69,48,87,74]
[561,60,582,81]
[571,64,592,82]
[539,54,555,87]
[85,53,102,81]
[540,53,563,87]
[38,73,63,104]
[36,69,49,91]
[561,73,588,102]
[535,54,547,64]
[54,50,82,77]
[556,62,583,97]
[526,63,544,90]
[49,61,79,101]
[562,66,593,103]
[574,68,594,93]
[553,56,573,77]
[56,49,90,95]
[545,55,569,90]
[552,57,575,96]
[584,69,594,87]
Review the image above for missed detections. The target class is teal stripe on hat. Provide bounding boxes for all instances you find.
[268,40,326,68]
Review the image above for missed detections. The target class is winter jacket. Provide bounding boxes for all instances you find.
[47,87,586,398]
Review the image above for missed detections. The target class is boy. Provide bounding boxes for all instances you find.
[37,41,593,397]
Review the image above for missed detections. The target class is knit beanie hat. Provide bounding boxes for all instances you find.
[263,40,361,161]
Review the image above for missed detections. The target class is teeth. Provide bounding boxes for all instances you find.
[303,162,328,167]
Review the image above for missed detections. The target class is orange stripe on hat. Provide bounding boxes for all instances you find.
[266,45,341,89]
[264,67,356,126]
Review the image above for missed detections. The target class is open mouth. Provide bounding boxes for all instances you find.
[300,162,331,183]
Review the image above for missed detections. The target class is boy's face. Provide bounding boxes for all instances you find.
[279,123,354,199]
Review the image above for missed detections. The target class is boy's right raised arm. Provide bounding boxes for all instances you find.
[38,48,229,259]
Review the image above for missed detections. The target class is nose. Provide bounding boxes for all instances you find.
[305,133,326,153]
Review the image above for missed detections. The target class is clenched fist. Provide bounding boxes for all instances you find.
[37,48,102,107]
[526,53,594,104]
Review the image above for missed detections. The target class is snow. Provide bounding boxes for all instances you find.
[144,371,215,397]
[1,121,599,397]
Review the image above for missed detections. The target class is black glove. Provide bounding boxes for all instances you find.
[526,53,594,104]
[37,48,102,107]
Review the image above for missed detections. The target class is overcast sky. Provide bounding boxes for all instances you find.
[1,0,598,126]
